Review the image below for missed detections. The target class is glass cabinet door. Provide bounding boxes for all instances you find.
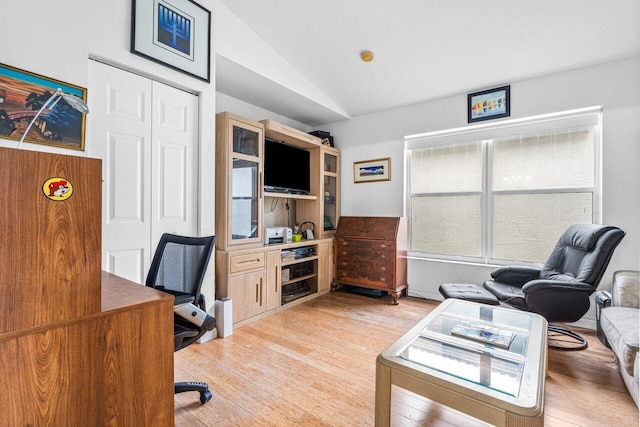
[233,125,260,157]
[227,120,263,246]
[322,149,339,236]
[231,158,259,240]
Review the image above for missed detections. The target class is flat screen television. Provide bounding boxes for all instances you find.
[264,138,311,194]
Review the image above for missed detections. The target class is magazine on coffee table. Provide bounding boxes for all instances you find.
[451,321,515,349]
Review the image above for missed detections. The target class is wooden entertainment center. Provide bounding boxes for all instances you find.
[215,112,340,327]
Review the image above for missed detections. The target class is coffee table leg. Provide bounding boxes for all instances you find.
[375,361,391,427]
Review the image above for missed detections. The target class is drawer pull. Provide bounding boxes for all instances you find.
[238,258,261,265]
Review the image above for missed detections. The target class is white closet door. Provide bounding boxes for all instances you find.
[151,80,198,248]
[88,60,198,284]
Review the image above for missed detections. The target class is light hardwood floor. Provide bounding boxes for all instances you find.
[174,291,638,426]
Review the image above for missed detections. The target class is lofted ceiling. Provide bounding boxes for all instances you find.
[217,0,640,127]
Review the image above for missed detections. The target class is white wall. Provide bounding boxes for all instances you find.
[0,0,219,306]
[216,92,312,131]
[322,56,640,328]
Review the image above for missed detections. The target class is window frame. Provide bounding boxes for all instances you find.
[404,106,602,266]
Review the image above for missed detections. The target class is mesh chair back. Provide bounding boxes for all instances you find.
[146,234,215,303]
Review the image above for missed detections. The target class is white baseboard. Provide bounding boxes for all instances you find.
[199,329,217,343]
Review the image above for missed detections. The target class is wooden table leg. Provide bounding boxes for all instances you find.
[375,360,392,427]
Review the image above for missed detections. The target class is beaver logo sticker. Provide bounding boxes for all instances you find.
[43,178,73,201]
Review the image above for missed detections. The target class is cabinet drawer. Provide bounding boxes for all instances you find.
[336,238,395,261]
[230,252,265,273]
[335,216,400,241]
[336,260,394,288]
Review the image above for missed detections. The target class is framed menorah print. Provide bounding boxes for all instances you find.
[131,0,211,82]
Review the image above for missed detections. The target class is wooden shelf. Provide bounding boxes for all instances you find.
[282,273,316,286]
[261,119,322,149]
[281,255,319,266]
[264,191,317,200]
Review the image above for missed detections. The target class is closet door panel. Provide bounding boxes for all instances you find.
[151,81,198,250]
[88,61,198,285]
[89,61,152,284]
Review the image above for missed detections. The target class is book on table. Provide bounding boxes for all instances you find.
[451,320,515,349]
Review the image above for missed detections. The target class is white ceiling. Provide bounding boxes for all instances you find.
[217,0,640,127]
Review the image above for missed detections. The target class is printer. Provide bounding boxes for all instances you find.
[264,226,292,244]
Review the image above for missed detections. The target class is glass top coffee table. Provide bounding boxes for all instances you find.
[375,298,547,426]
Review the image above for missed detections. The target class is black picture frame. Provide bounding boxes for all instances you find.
[131,0,211,82]
[467,85,510,123]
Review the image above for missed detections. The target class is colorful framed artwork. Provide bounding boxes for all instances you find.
[0,63,87,150]
[131,0,211,82]
[354,157,391,183]
[468,85,510,123]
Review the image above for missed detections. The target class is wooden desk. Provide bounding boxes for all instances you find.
[334,216,408,304]
[0,272,175,426]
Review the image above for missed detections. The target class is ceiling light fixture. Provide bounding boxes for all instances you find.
[360,50,374,62]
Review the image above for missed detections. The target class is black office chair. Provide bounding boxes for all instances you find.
[146,233,216,403]
[483,224,625,350]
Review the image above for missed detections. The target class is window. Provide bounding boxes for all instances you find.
[405,107,601,264]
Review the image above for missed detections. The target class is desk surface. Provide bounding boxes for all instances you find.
[102,270,173,311]
[0,272,175,426]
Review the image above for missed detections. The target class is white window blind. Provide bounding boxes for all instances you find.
[405,107,601,264]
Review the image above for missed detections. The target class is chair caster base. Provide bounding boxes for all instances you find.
[548,325,588,351]
[200,390,213,404]
[175,381,212,404]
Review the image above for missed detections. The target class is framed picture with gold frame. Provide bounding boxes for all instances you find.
[354,157,391,183]
[0,63,87,150]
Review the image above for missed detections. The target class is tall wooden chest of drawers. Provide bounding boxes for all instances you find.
[333,216,408,304]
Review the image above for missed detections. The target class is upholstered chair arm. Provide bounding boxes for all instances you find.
[522,279,594,323]
[610,270,639,308]
[522,279,595,294]
[490,266,542,286]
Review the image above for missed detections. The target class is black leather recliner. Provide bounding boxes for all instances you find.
[483,224,625,350]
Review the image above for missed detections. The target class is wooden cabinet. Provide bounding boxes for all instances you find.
[333,216,408,304]
[317,241,334,292]
[215,113,340,327]
[218,248,271,324]
[229,270,266,323]
[216,112,264,249]
[216,239,333,327]
[265,249,282,311]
